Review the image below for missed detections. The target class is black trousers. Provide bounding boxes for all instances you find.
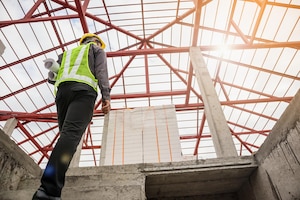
[41,82,97,197]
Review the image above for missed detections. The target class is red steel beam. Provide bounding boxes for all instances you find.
[218,80,287,99]
[37,130,60,164]
[146,0,212,41]
[193,113,206,155]
[2,42,299,72]
[101,0,111,22]
[0,96,292,121]
[0,111,57,121]
[83,125,97,166]
[185,0,202,105]
[0,14,79,25]
[43,1,66,52]
[94,44,143,110]
[146,8,195,41]
[74,0,89,33]
[107,42,300,57]
[144,43,150,94]
[146,43,203,101]
[0,40,76,71]
[230,20,250,44]
[52,0,143,41]
[233,130,270,136]
[233,134,253,154]
[229,104,278,122]
[0,79,47,100]
[31,102,56,114]
[24,0,44,19]
[250,0,267,44]
[180,134,211,140]
[40,145,101,152]
[17,125,58,145]
[111,90,187,99]
[0,0,141,41]
[17,121,49,159]
[204,53,300,81]
[227,121,269,136]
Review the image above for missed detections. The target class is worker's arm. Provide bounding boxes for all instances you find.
[47,54,63,85]
[92,45,111,114]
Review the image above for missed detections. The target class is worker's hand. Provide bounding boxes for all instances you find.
[102,100,111,114]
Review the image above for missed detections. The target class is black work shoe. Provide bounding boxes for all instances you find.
[32,187,61,200]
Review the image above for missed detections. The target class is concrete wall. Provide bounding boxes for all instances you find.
[0,129,41,191]
[100,105,182,165]
[238,89,300,200]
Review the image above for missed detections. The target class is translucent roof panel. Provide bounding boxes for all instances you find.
[0,0,299,167]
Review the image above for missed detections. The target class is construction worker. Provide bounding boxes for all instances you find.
[32,33,111,200]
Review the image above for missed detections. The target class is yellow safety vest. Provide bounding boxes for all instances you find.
[54,43,98,94]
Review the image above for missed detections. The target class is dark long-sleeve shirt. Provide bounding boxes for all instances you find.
[52,43,111,101]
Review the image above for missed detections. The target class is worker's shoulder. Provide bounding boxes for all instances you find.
[90,44,106,56]
[90,43,103,51]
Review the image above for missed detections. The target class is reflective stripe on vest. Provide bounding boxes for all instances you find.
[54,43,98,94]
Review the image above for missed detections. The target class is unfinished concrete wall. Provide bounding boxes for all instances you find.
[0,129,41,191]
[238,89,300,200]
[100,105,182,165]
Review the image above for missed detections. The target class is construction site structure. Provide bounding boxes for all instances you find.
[0,48,299,199]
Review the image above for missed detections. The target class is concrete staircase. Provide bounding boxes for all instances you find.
[0,165,146,200]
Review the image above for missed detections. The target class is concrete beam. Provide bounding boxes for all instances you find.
[144,156,257,199]
[0,39,5,56]
[3,118,18,136]
[189,47,237,157]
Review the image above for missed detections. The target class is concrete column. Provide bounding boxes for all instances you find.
[3,118,18,136]
[0,39,5,56]
[69,133,84,168]
[189,47,237,157]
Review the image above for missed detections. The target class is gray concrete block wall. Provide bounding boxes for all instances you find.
[238,89,300,200]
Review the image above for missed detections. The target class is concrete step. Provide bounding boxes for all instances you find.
[0,185,143,200]
[0,165,146,200]
[1,176,144,200]
[0,189,35,200]
[17,173,143,190]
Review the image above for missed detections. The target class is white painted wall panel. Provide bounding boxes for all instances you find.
[100,105,182,165]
